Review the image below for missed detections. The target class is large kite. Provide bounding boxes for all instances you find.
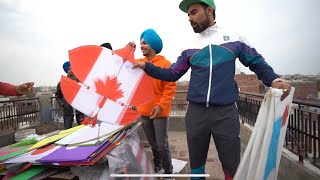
[60,45,154,126]
[234,87,295,180]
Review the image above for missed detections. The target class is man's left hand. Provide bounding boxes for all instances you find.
[149,105,161,119]
[271,80,291,101]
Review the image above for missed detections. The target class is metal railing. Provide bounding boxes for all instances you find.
[0,91,188,132]
[1,91,319,169]
[51,96,63,122]
[0,98,39,132]
[51,91,189,120]
[170,90,188,117]
[238,92,320,168]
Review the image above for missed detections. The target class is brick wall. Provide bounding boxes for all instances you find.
[176,75,264,95]
[235,74,263,93]
[175,78,319,99]
[289,81,318,98]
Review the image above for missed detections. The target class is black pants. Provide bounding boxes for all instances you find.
[64,111,85,129]
[186,102,240,178]
[141,116,173,174]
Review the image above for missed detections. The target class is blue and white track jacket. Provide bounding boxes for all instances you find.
[144,24,279,107]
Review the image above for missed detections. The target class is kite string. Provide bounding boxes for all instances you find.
[97,121,101,144]
[114,45,135,77]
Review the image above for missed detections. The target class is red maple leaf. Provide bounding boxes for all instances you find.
[81,116,98,127]
[95,76,124,102]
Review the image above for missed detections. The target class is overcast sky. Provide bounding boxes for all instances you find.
[1,0,319,86]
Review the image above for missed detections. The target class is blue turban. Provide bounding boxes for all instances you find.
[63,61,70,73]
[140,29,163,54]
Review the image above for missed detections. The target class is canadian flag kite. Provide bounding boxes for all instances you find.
[60,45,154,126]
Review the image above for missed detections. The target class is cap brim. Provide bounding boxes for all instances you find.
[179,0,199,13]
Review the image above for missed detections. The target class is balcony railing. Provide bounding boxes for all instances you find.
[1,91,319,169]
[51,96,63,122]
[170,90,188,117]
[0,98,39,132]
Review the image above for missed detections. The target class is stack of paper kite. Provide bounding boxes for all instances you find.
[0,121,142,179]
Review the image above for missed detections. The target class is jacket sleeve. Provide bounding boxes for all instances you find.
[55,82,64,107]
[156,62,176,111]
[144,50,193,82]
[0,82,18,96]
[237,36,279,87]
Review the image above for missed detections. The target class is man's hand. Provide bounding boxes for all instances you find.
[271,80,291,101]
[132,62,146,70]
[130,106,137,111]
[149,105,161,119]
[128,42,136,50]
[16,82,34,95]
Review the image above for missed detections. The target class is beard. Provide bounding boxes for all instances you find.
[67,73,77,81]
[191,16,211,33]
[142,50,148,56]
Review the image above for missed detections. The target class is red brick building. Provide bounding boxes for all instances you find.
[175,75,319,100]
[289,80,318,99]
[235,74,264,93]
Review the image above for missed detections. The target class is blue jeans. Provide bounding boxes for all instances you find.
[141,116,173,174]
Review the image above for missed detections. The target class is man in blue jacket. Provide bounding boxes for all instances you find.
[133,0,291,179]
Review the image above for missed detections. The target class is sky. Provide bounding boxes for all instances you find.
[0,0,319,86]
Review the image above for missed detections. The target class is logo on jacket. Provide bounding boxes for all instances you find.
[223,36,230,41]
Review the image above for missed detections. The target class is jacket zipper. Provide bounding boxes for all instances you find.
[206,45,213,107]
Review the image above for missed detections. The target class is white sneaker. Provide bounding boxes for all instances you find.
[154,167,164,174]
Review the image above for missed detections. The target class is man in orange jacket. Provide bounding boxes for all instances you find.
[130,29,176,176]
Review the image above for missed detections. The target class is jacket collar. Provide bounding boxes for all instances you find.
[199,22,218,36]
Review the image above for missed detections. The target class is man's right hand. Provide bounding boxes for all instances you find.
[16,82,34,95]
[132,62,146,70]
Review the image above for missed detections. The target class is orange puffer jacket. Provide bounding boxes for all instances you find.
[137,55,176,117]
